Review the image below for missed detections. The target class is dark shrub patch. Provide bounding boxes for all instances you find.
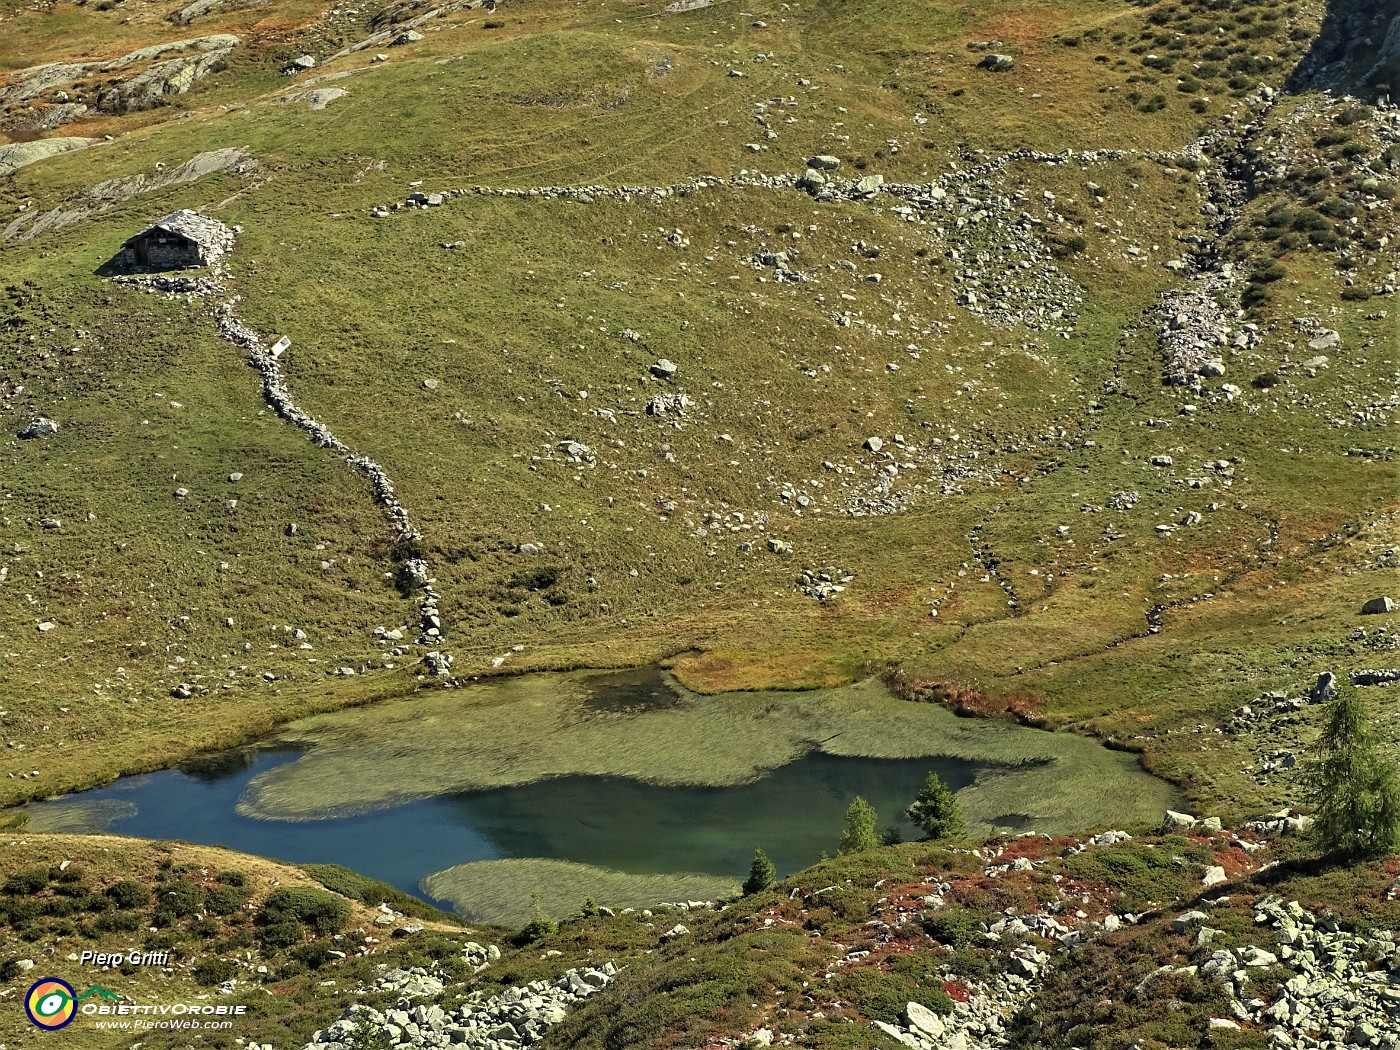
[260,888,349,934]
[107,880,152,909]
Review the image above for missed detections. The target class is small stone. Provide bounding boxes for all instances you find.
[1172,910,1208,933]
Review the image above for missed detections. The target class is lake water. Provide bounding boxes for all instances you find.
[23,748,983,905]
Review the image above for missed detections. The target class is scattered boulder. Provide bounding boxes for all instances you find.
[1361,597,1395,615]
[979,53,1015,71]
[393,30,424,45]
[281,55,316,75]
[18,417,59,440]
[863,436,884,453]
[650,358,678,379]
[854,174,884,197]
[808,155,841,170]
[1172,910,1208,933]
[1202,865,1227,888]
[646,392,694,416]
[1309,671,1337,703]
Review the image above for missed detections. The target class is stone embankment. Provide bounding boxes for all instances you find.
[214,299,442,646]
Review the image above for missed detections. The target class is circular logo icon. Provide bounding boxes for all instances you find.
[25,978,77,1030]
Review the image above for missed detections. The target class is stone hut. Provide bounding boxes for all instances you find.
[112,210,235,272]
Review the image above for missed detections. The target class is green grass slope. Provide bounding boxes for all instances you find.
[0,0,1394,825]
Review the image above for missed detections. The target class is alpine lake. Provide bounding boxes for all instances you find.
[16,668,1178,926]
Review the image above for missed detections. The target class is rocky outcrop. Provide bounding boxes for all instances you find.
[0,35,239,133]
[96,44,236,113]
[1287,0,1400,97]
[0,137,96,175]
[4,146,256,243]
[327,0,498,61]
[302,961,616,1049]
[1228,897,1400,1045]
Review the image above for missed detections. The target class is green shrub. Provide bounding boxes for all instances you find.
[107,880,152,909]
[216,871,247,887]
[217,929,256,951]
[304,865,459,923]
[4,870,48,895]
[207,886,249,915]
[0,958,24,981]
[257,922,303,949]
[51,866,84,884]
[260,888,349,934]
[2,899,42,925]
[829,965,954,1024]
[194,958,238,985]
[921,907,988,948]
[159,880,204,918]
[95,910,144,933]
[511,916,557,946]
[292,941,335,968]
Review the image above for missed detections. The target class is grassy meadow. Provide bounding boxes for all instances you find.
[0,0,1393,835]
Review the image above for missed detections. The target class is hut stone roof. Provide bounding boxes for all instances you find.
[126,210,236,254]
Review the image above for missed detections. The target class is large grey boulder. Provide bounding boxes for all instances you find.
[18,416,59,439]
[903,1001,945,1037]
[979,53,1015,71]
[1361,596,1395,615]
[808,154,841,170]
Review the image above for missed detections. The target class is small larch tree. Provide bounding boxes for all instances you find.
[1305,686,1400,858]
[907,771,967,841]
[742,848,776,895]
[838,796,880,854]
